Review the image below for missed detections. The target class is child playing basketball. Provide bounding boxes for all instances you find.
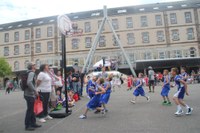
[130,73,150,104]
[79,78,106,119]
[161,70,171,105]
[171,68,193,116]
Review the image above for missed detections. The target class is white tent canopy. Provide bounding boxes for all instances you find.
[93,59,111,68]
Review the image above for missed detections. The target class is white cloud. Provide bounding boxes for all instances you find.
[0,0,184,24]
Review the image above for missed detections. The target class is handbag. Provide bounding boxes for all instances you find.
[34,96,43,115]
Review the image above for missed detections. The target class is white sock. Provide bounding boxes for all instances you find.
[177,105,182,111]
[185,104,190,109]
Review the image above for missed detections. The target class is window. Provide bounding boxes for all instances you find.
[185,12,192,23]
[98,20,104,31]
[4,33,9,42]
[126,17,133,28]
[36,28,41,38]
[25,30,30,40]
[35,43,41,53]
[112,19,119,30]
[24,60,29,69]
[35,59,40,68]
[171,29,179,41]
[144,52,152,60]
[170,13,177,24]
[84,22,91,33]
[142,32,149,43]
[47,41,53,52]
[187,28,194,40]
[129,53,135,63]
[159,52,165,59]
[24,44,30,54]
[47,27,53,37]
[157,31,165,42]
[4,47,9,56]
[72,38,79,49]
[127,33,135,44]
[173,50,182,58]
[14,32,19,41]
[141,16,148,27]
[155,15,162,26]
[189,47,196,57]
[85,37,92,48]
[14,61,19,71]
[99,36,106,47]
[113,34,120,46]
[14,45,19,55]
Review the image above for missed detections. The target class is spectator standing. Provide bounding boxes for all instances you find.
[36,64,53,123]
[72,70,80,96]
[148,66,155,93]
[24,62,41,131]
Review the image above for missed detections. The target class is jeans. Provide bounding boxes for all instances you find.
[72,82,79,93]
[38,92,50,118]
[24,96,36,128]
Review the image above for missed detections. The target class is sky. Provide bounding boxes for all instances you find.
[0,0,184,24]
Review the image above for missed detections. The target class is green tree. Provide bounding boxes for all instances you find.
[0,57,12,78]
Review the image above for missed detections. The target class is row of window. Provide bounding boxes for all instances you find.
[84,12,193,32]
[4,26,53,43]
[13,59,41,71]
[70,28,195,49]
[3,41,53,56]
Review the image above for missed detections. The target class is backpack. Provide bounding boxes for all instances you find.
[19,72,30,91]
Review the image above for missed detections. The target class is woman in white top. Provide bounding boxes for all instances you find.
[36,64,53,123]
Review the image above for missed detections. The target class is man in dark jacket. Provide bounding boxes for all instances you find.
[24,63,41,131]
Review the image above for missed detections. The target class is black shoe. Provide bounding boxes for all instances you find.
[25,127,35,131]
[94,110,100,114]
[31,124,42,128]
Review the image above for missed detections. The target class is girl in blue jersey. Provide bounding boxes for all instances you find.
[87,76,97,99]
[100,76,112,113]
[171,68,193,116]
[161,70,171,105]
[180,67,188,82]
[79,78,106,119]
[130,73,150,104]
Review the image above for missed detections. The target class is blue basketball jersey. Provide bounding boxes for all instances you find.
[174,75,184,90]
[135,79,143,88]
[164,75,170,86]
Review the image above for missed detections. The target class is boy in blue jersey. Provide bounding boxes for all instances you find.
[180,67,188,82]
[130,73,150,104]
[161,70,171,105]
[171,68,193,116]
[87,76,97,99]
[79,78,106,119]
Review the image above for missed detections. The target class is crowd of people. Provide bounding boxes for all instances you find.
[3,61,197,130]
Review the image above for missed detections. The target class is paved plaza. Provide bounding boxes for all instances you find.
[0,84,199,133]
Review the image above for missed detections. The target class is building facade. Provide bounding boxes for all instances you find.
[0,1,200,73]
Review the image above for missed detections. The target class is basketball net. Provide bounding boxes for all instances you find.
[57,15,83,37]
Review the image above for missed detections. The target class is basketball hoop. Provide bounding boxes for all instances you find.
[57,15,83,37]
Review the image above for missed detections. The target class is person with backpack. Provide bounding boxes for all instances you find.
[23,62,41,131]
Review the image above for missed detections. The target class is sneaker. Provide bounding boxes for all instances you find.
[39,118,46,123]
[162,101,167,105]
[45,115,53,120]
[31,124,42,128]
[101,109,106,115]
[147,96,150,102]
[130,100,136,104]
[25,127,35,131]
[105,109,108,112]
[79,115,87,119]
[175,110,184,116]
[94,110,101,114]
[167,102,172,106]
[186,108,193,115]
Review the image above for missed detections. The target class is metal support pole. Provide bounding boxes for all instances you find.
[107,18,137,77]
[61,34,69,113]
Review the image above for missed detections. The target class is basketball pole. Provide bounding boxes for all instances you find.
[61,33,70,115]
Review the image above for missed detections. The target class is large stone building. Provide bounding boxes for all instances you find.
[0,0,200,73]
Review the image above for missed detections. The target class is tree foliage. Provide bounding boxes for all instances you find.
[0,57,12,77]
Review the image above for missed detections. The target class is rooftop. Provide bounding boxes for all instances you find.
[0,0,199,31]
